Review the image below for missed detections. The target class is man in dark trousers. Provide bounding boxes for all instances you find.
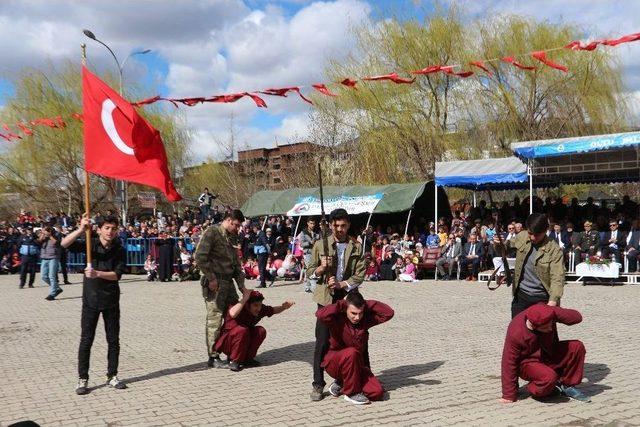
[548,223,570,256]
[599,219,626,263]
[253,226,270,288]
[501,304,590,403]
[62,215,127,395]
[307,208,366,401]
[197,187,215,223]
[494,213,565,318]
[316,292,394,405]
[155,232,175,282]
[298,217,319,293]
[18,227,39,288]
[459,233,483,281]
[625,221,640,272]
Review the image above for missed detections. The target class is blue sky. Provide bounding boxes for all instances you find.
[0,0,638,161]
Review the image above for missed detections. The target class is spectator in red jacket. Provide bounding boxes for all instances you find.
[316,292,394,405]
[214,290,294,371]
[501,304,590,403]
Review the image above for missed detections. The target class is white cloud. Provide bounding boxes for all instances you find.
[1,0,639,161]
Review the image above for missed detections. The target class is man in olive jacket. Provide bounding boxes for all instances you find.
[494,213,565,318]
[307,208,366,401]
[195,209,250,368]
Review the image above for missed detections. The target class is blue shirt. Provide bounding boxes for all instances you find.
[426,234,440,248]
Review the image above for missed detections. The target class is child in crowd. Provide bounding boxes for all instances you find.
[265,255,277,286]
[364,258,380,281]
[243,257,258,280]
[393,257,405,280]
[398,251,418,282]
[1,254,11,274]
[437,226,448,247]
[425,227,440,248]
[179,246,192,272]
[144,255,158,281]
[179,260,201,282]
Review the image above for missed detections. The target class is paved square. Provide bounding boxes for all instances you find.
[1,274,639,426]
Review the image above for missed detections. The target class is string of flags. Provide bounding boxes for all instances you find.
[1,30,638,142]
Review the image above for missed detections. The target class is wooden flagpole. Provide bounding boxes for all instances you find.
[81,43,93,267]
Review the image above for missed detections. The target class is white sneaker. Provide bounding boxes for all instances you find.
[329,381,343,397]
[106,376,127,390]
[75,378,89,395]
[344,392,370,405]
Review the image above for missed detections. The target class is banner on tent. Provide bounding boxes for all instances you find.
[514,132,640,159]
[286,193,383,217]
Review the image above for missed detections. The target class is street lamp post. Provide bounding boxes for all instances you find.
[82,29,150,225]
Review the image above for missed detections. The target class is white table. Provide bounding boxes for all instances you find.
[575,262,621,283]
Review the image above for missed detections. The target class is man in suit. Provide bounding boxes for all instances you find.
[625,221,640,272]
[548,223,571,260]
[600,220,626,263]
[459,233,483,281]
[435,234,461,280]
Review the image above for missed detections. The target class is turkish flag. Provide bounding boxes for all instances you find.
[82,66,182,201]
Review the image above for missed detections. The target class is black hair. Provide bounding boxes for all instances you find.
[248,293,265,305]
[97,215,119,228]
[525,213,548,234]
[345,291,365,309]
[329,208,349,223]
[223,209,245,222]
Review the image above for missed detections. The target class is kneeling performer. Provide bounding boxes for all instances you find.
[316,292,394,405]
[214,290,294,371]
[501,304,590,403]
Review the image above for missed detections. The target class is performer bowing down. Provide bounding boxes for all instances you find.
[214,290,294,371]
[501,304,590,403]
[316,292,394,405]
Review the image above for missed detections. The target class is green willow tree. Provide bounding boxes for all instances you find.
[0,61,191,215]
[310,10,629,185]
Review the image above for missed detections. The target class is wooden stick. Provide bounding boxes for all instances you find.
[81,43,92,266]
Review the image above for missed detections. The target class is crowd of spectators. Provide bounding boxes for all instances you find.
[1,190,639,290]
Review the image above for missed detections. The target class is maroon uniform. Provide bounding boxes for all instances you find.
[214,304,274,363]
[316,299,394,400]
[501,304,586,401]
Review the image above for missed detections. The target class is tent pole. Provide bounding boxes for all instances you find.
[405,209,413,237]
[291,215,302,251]
[473,191,477,208]
[434,185,439,230]
[361,211,374,258]
[528,159,533,214]
[365,211,374,230]
[262,215,268,231]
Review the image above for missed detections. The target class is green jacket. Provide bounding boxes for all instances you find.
[306,235,366,306]
[505,231,565,303]
[195,225,245,297]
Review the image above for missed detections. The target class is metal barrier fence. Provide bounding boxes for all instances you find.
[67,237,196,268]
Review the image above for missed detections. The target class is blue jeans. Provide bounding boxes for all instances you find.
[41,258,60,296]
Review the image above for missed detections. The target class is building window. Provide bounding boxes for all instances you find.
[273,177,281,184]
[272,163,281,170]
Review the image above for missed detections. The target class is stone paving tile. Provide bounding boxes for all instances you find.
[1,274,639,426]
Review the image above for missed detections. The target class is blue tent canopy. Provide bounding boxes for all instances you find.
[434,157,528,190]
[512,131,640,159]
[511,131,640,186]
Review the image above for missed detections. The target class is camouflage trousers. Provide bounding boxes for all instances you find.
[203,279,239,357]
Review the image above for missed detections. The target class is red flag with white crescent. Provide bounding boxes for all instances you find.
[82,66,182,201]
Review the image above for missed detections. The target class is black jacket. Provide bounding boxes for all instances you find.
[70,237,126,309]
